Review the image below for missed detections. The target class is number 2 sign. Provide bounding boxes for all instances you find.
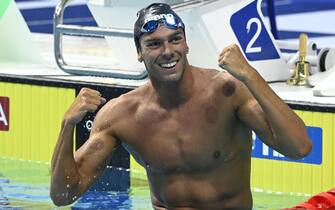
[230,0,280,61]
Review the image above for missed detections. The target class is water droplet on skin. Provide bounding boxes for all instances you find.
[213,151,221,159]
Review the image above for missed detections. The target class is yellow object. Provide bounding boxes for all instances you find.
[287,33,311,86]
[130,155,147,181]
[0,81,75,161]
[299,33,307,60]
[251,110,334,195]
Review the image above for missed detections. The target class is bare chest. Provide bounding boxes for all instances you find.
[124,96,242,174]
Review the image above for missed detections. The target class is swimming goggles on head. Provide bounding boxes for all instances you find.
[140,14,184,33]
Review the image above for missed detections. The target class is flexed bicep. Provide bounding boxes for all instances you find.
[74,131,118,192]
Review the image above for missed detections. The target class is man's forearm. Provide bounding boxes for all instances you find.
[50,119,80,206]
[51,119,75,170]
[244,68,311,158]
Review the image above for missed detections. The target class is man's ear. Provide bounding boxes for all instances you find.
[137,51,143,62]
[138,55,143,62]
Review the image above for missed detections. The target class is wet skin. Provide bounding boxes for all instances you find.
[117,69,253,209]
[129,27,253,209]
[50,26,312,209]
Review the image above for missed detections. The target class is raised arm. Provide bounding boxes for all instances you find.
[50,88,119,206]
[218,44,312,159]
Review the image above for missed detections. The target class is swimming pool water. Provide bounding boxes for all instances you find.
[0,157,308,209]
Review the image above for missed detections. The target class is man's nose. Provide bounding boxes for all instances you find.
[162,42,174,59]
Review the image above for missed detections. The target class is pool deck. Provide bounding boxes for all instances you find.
[1,31,335,108]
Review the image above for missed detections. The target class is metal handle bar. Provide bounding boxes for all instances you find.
[53,0,148,79]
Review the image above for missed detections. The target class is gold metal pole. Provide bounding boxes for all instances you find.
[287,33,311,86]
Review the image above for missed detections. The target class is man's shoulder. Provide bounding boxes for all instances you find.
[103,86,146,113]
[102,83,152,116]
[193,66,240,86]
[93,85,148,132]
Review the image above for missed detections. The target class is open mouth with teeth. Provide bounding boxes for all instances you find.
[159,61,177,70]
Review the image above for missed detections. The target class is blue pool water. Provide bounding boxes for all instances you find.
[0,158,308,210]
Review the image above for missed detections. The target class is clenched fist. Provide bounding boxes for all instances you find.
[63,88,106,125]
[218,44,253,81]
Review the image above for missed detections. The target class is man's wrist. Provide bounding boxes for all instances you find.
[242,66,259,84]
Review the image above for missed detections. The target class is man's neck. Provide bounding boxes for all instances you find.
[150,66,194,108]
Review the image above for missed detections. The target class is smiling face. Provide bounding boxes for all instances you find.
[138,26,189,84]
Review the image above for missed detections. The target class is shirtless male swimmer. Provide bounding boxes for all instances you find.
[50,3,312,210]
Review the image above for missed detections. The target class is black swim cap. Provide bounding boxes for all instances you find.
[133,3,185,52]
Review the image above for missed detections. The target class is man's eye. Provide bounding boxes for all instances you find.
[147,41,160,48]
[171,36,182,43]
